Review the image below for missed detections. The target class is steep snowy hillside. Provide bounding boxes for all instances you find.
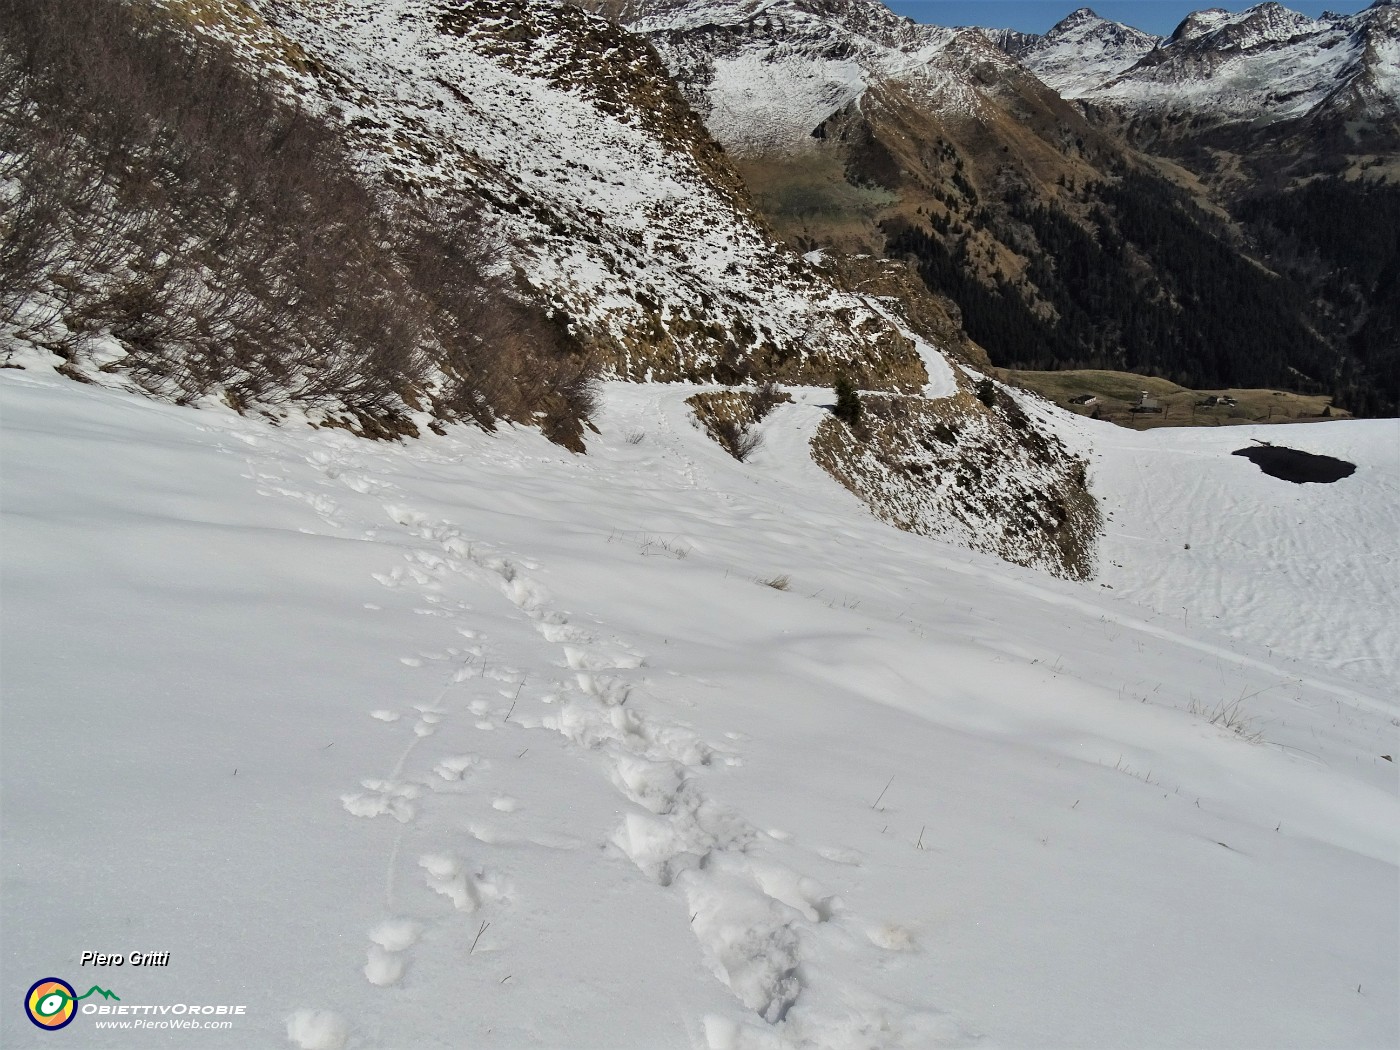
[3,371,1396,1049]
[160,0,928,388]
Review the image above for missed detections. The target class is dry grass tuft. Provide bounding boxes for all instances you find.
[1188,695,1264,742]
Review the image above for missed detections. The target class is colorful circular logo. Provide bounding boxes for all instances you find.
[25,978,77,1031]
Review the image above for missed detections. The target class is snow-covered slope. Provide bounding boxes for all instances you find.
[175,0,927,388]
[1022,393,1400,697]
[3,371,1396,1049]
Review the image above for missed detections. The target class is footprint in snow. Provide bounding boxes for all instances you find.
[364,918,424,987]
[341,779,421,822]
[285,1009,348,1050]
[816,846,864,866]
[363,945,406,987]
[339,474,378,495]
[420,853,509,915]
[433,754,484,781]
[370,917,422,952]
[867,923,917,951]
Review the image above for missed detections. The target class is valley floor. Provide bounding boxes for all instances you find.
[2,371,1396,1049]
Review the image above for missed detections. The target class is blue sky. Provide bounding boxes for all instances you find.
[884,1,1375,35]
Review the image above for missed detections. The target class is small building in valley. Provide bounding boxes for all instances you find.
[1132,392,1163,413]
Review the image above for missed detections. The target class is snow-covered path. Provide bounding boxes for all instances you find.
[2,372,1396,1049]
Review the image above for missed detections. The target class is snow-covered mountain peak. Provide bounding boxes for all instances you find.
[1063,0,1400,124]
[1012,5,1162,96]
[620,0,981,153]
[1169,7,1232,42]
[1043,6,1157,44]
[630,0,933,45]
[1187,2,1320,52]
[1061,6,1101,22]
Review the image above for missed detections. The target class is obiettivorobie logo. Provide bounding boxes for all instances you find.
[23,976,246,1033]
[24,978,120,1031]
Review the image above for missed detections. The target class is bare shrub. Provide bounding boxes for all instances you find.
[712,416,763,461]
[688,386,786,461]
[0,0,597,444]
[749,379,789,420]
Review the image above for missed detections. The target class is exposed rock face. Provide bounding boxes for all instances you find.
[811,383,1099,580]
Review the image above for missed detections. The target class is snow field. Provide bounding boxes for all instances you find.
[1,370,1396,1048]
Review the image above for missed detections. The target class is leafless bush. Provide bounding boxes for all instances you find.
[711,416,763,461]
[748,379,789,421]
[0,0,597,444]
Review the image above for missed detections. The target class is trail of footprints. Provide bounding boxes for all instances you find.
[245,433,945,1046]
[359,495,835,1027]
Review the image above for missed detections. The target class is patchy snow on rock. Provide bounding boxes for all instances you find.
[630,0,997,153]
[160,0,926,387]
[1073,1,1400,123]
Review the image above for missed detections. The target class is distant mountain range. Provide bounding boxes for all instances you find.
[4,0,1396,414]
[611,0,1400,414]
[1009,3,1398,127]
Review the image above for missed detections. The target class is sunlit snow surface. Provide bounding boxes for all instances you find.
[2,371,1396,1049]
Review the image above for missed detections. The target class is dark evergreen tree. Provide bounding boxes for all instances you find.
[832,375,862,428]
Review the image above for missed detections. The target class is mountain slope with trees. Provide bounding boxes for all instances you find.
[614,0,1399,416]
